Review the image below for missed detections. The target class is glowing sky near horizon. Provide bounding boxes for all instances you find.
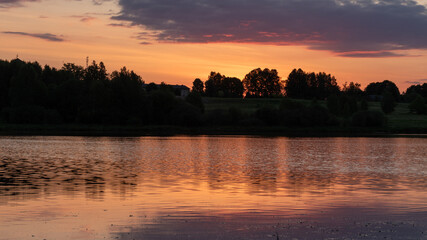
[1,0,427,91]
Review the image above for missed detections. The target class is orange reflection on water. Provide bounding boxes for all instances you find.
[0,136,427,239]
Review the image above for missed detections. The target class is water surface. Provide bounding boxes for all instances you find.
[1,136,426,239]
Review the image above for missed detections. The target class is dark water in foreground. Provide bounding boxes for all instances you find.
[0,136,426,240]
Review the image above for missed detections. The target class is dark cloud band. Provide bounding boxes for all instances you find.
[0,0,39,8]
[2,31,64,42]
[112,0,427,57]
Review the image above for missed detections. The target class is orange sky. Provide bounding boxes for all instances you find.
[1,0,427,92]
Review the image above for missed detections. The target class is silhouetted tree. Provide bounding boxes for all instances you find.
[78,61,112,123]
[405,83,427,100]
[84,61,108,84]
[221,77,243,98]
[243,68,282,97]
[409,94,426,114]
[8,63,47,107]
[284,68,308,98]
[54,77,84,122]
[365,80,400,101]
[313,72,340,99]
[62,63,84,81]
[110,67,146,123]
[0,59,12,110]
[192,78,204,94]
[205,72,224,97]
[285,69,339,99]
[342,82,363,97]
[381,90,396,114]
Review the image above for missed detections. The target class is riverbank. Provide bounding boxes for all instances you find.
[1,123,427,137]
[1,98,426,137]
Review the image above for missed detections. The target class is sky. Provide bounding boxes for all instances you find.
[1,0,427,92]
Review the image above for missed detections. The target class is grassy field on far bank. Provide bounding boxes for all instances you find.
[0,97,426,136]
[203,97,427,131]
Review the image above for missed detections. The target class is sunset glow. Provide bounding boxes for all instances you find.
[2,0,427,91]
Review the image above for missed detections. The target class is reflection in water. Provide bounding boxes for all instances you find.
[0,136,427,239]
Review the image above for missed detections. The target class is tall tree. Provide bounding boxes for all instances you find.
[205,72,224,97]
[314,72,340,99]
[110,67,146,122]
[8,63,47,107]
[342,82,363,97]
[61,63,84,81]
[405,83,427,98]
[243,68,282,97]
[192,78,204,94]
[365,80,400,101]
[284,68,308,98]
[221,77,243,98]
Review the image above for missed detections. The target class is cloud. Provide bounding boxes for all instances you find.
[2,31,64,42]
[405,81,421,85]
[70,15,97,23]
[338,51,407,58]
[0,0,111,8]
[405,79,427,85]
[0,0,39,8]
[92,0,111,5]
[112,0,427,57]
[108,22,132,28]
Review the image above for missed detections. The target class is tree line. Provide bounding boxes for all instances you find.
[193,68,427,114]
[0,58,202,125]
[0,58,426,129]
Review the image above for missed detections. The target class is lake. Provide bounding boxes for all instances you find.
[0,136,426,239]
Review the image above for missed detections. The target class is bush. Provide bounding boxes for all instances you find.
[360,98,369,110]
[404,92,421,103]
[409,95,427,114]
[148,89,177,124]
[338,95,358,117]
[303,105,331,126]
[255,106,279,125]
[352,110,386,127]
[170,100,202,126]
[279,98,305,111]
[279,109,304,126]
[327,94,340,115]
[185,92,204,113]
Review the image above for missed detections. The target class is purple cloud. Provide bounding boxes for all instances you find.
[2,31,64,42]
[112,0,427,57]
[338,51,407,58]
[0,0,39,8]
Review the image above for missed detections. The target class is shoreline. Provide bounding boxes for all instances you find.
[1,124,427,138]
